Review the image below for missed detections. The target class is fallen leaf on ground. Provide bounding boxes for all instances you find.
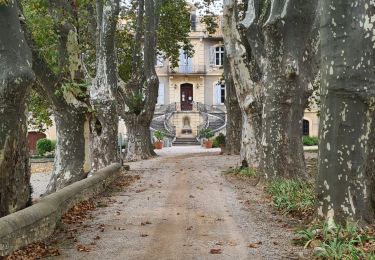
[62,200,96,225]
[248,242,262,248]
[210,248,222,254]
[76,244,91,252]
[6,242,60,259]
[228,241,238,246]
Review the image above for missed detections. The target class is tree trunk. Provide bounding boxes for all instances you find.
[223,53,241,155]
[222,0,263,167]
[240,0,319,178]
[316,0,375,224]
[19,13,91,193]
[125,116,155,161]
[119,0,159,162]
[260,63,307,179]
[45,109,89,193]
[90,0,120,171]
[0,3,34,217]
[90,101,118,171]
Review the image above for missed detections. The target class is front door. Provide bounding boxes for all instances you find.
[181,83,193,111]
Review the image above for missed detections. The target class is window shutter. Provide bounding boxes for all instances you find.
[179,48,185,64]
[209,46,215,66]
[213,84,220,105]
[156,55,164,67]
[157,83,165,105]
[217,84,222,104]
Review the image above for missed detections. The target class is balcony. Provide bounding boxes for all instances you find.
[168,65,206,75]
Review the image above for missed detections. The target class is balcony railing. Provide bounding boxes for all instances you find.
[168,65,206,75]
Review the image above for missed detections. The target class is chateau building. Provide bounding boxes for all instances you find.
[150,8,227,145]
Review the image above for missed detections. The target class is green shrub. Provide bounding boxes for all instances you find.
[212,138,220,148]
[303,136,319,146]
[295,221,375,259]
[36,138,53,156]
[266,178,315,217]
[216,133,226,145]
[212,133,225,148]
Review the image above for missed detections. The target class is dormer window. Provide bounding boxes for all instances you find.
[191,13,197,31]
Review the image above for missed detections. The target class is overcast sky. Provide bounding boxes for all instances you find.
[188,0,223,15]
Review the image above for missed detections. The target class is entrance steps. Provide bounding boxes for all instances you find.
[173,138,200,146]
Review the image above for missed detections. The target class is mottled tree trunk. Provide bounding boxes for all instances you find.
[20,5,91,193]
[222,0,263,167]
[125,116,155,161]
[0,3,34,217]
[90,101,118,171]
[241,0,319,178]
[260,61,307,179]
[45,109,89,193]
[90,0,120,171]
[223,53,241,155]
[120,0,159,162]
[316,0,375,224]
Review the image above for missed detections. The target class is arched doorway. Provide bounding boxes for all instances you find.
[181,83,193,111]
[303,119,310,136]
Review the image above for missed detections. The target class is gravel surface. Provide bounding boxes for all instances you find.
[46,146,304,259]
[30,146,219,200]
[31,162,53,200]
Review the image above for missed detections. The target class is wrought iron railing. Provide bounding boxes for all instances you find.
[164,102,177,136]
[195,101,226,136]
[168,65,206,74]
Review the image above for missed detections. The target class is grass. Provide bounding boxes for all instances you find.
[225,166,257,178]
[266,178,315,217]
[303,136,319,146]
[295,221,375,259]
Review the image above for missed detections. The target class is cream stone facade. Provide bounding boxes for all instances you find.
[304,110,319,137]
[152,8,227,141]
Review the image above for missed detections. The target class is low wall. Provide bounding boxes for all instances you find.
[0,163,122,256]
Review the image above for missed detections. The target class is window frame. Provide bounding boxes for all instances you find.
[214,46,224,66]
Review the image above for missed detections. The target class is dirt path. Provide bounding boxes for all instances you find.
[52,149,303,260]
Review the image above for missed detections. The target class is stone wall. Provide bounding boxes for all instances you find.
[0,163,122,256]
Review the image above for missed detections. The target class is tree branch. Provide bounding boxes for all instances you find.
[240,0,265,67]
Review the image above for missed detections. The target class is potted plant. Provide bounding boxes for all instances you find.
[216,133,226,154]
[199,129,208,147]
[154,130,165,149]
[203,130,214,148]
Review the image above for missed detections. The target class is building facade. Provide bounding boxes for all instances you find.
[151,8,227,143]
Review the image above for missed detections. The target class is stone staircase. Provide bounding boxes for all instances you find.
[150,102,226,142]
[172,137,200,146]
[206,113,226,132]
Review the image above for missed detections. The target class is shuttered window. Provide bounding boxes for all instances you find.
[157,83,165,105]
